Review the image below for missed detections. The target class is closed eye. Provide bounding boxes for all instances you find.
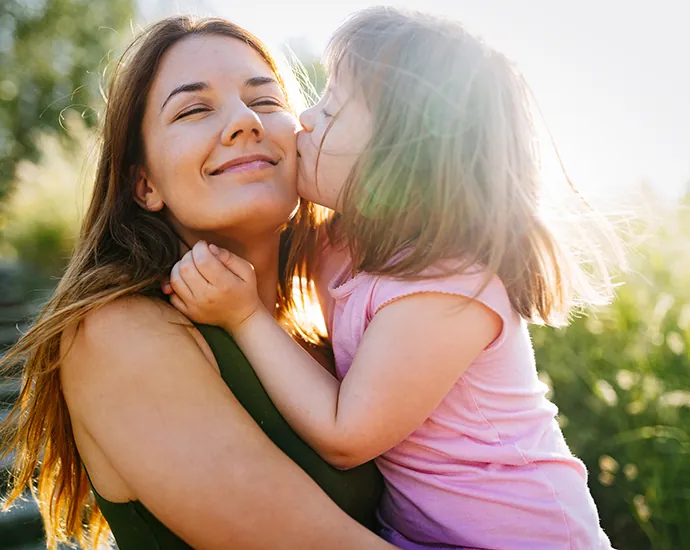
[175,106,210,120]
[320,108,333,119]
[251,98,285,110]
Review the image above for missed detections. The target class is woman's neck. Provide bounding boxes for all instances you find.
[180,231,282,318]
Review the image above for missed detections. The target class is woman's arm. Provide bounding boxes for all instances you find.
[60,296,394,550]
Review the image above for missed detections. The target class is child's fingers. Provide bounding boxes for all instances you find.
[209,244,232,265]
[178,250,210,297]
[214,248,255,283]
[190,241,239,286]
[196,243,253,286]
[169,261,194,303]
[190,241,212,279]
[161,278,173,295]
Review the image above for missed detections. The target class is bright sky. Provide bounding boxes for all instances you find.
[138,0,690,201]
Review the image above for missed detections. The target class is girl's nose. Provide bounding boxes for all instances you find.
[299,105,317,132]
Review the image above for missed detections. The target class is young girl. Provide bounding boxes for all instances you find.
[165,7,615,549]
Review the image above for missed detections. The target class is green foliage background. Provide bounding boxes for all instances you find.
[533,196,690,548]
[0,0,132,202]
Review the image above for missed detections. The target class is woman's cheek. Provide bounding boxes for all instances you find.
[270,111,300,148]
[161,133,205,181]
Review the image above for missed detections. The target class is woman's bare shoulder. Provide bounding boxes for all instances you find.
[60,294,215,380]
[77,294,189,336]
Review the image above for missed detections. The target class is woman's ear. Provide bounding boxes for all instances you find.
[133,166,164,212]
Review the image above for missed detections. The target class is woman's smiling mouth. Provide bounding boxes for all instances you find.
[211,154,277,176]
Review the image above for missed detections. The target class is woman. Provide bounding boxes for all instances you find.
[0,16,393,550]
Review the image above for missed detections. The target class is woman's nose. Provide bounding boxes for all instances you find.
[220,106,265,146]
[299,105,316,132]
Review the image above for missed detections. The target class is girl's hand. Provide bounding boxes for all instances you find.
[165,240,262,332]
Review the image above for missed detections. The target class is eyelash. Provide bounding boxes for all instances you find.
[321,108,333,119]
[175,99,282,120]
[252,99,283,108]
[175,107,208,120]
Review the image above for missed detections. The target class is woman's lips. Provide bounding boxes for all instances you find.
[213,159,275,175]
[211,154,277,175]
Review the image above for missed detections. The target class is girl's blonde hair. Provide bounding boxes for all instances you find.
[0,16,315,549]
[293,6,619,327]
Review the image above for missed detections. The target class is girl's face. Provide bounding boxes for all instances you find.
[296,71,372,211]
[137,35,300,243]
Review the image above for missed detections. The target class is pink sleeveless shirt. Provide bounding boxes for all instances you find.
[316,247,613,550]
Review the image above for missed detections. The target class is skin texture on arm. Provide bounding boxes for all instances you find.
[60,295,395,550]
[167,243,502,470]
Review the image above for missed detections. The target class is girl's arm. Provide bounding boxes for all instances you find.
[232,293,500,469]
[60,295,395,550]
[169,242,502,470]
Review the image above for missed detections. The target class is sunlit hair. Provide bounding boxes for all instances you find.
[292,6,620,327]
[0,16,316,549]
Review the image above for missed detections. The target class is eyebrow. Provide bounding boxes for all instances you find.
[245,76,279,88]
[160,76,279,112]
[160,81,210,112]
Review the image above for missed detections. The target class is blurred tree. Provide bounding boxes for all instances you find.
[283,37,327,101]
[0,0,133,203]
[299,56,326,99]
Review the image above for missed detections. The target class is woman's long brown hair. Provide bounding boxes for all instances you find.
[0,16,313,549]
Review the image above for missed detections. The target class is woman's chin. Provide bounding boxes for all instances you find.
[237,199,298,234]
[181,190,297,238]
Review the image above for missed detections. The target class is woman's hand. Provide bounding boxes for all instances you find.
[163,240,263,332]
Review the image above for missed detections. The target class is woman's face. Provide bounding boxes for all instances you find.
[138,35,299,242]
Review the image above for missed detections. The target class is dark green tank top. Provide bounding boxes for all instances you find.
[90,324,383,550]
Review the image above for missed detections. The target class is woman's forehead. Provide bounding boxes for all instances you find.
[151,34,275,99]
